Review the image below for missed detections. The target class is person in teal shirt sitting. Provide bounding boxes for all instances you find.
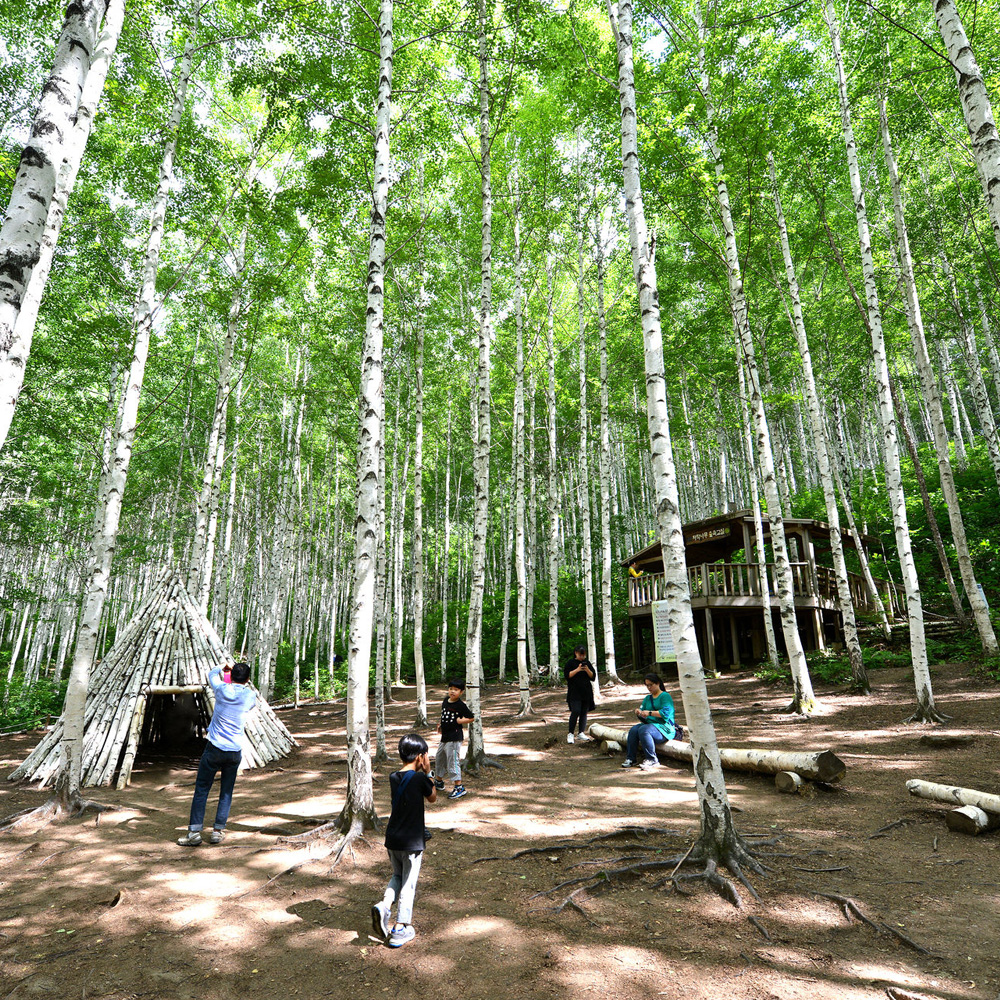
[621,673,682,772]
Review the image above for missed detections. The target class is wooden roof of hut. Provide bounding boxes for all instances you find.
[9,571,296,789]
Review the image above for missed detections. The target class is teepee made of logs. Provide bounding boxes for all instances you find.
[9,571,296,789]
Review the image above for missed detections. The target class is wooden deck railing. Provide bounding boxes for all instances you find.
[628,563,894,615]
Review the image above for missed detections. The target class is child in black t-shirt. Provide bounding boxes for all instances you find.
[372,733,437,948]
[433,679,475,800]
[564,645,596,744]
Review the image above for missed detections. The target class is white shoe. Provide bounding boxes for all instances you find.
[639,759,660,771]
[621,758,634,769]
[576,732,590,742]
[566,733,575,744]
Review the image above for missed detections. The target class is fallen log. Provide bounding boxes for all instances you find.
[587,723,846,783]
[775,771,806,794]
[945,805,1000,836]
[905,779,1000,816]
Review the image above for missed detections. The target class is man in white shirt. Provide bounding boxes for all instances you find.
[177,662,257,846]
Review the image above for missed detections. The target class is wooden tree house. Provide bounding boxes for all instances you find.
[623,510,896,673]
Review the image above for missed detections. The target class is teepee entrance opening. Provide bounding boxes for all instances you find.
[128,687,212,777]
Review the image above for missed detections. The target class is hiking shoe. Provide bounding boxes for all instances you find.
[448,785,467,799]
[388,924,416,947]
[177,831,202,847]
[371,902,391,939]
[620,759,634,769]
[433,777,445,790]
[566,732,575,744]
[639,759,660,771]
[209,829,225,844]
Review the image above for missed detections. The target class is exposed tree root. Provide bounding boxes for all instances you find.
[748,915,771,941]
[533,835,763,910]
[812,891,932,954]
[472,827,684,864]
[275,820,340,846]
[905,706,951,725]
[464,754,504,775]
[0,795,116,835]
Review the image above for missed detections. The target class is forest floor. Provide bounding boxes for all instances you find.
[1,664,999,1000]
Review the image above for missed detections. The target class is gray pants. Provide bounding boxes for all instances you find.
[382,849,423,925]
[435,740,462,783]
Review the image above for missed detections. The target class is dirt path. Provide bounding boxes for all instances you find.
[1,665,999,1000]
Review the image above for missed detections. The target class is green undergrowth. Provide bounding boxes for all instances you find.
[0,675,67,733]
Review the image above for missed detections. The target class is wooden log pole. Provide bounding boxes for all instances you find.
[775,770,806,793]
[906,778,1000,815]
[588,722,847,783]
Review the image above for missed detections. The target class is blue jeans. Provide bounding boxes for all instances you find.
[626,723,666,764]
[188,742,242,831]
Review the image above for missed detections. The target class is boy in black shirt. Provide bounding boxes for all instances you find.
[433,679,475,799]
[372,733,437,948]
[564,645,596,744]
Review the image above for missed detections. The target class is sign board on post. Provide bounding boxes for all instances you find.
[651,600,677,663]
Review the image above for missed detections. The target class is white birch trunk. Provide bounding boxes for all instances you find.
[545,256,561,681]
[188,224,244,609]
[769,153,868,689]
[575,172,598,695]
[0,0,123,452]
[879,94,997,654]
[439,400,452,681]
[511,166,532,714]
[0,0,106,381]
[698,7,815,712]
[597,237,621,684]
[412,207,427,726]
[340,0,393,834]
[611,0,755,874]
[465,0,492,767]
[60,20,198,801]
[933,0,1000,254]
[825,0,940,721]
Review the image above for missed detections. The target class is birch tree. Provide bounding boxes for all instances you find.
[0,0,107,433]
[610,0,761,897]
[768,152,868,691]
[337,0,394,847]
[824,0,942,722]
[60,14,199,807]
[697,1,815,713]
[932,0,1000,255]
[877,88,997,655]
[0,0,123,453]
[464,0,494,770]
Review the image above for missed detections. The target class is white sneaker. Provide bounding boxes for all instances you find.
[639,759,660,771]
[566,733,575,744]
[620,758,634,768]
[575,732,590,742]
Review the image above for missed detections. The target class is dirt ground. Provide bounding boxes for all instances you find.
[1,664,999,1000]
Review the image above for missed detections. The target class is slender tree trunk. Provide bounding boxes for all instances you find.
[933,0,1000,254]
[698,4,815,712]
[610,0,758,881]
[511,166,532,715]
[575,165,598,697]
[0,0,122,452]
[825,0,941,721]
[769,153,868,691]
[465,0,493,769]
[0,0,106,395]
[60,17,198,802]
[597,238,621,685]
[440,400,452,681]
[412,203,428,726]
[545,255,561,682]
[339,0,394,840]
